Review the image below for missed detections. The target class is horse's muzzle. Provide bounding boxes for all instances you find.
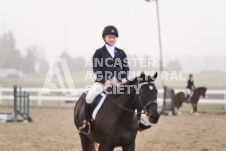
[146,104,159,124]
[149,114,159,124]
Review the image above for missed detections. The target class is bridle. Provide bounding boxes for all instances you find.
[113,81,157,114]
[137,81,157,110]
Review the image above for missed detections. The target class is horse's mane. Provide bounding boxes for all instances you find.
[105,77,139,99]
[123,77,138,85]
[195,87,207,91]
[108,75,154,98]
[105,73,157,98]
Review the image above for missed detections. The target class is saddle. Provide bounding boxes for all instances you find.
[91,92,107,120]
[184,89,193,103]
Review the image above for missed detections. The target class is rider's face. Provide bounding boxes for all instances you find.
[104,34,117,46]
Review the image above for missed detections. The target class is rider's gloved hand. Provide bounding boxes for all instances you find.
[104,80,112,87]
[121,79,127,84]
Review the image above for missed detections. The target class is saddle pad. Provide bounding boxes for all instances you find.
[92,93,106,120]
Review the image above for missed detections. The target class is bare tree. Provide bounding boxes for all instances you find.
[22,47,39,74]
[166,59,182,72]
[0,31,22,70]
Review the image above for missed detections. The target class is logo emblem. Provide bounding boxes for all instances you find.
[111,30,114,33]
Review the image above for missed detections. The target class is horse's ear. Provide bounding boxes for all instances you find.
[153,72,158,79]
[126,77,138,85]
[149,72,158,82]
[132,77,138,83]
[139,72,145,81]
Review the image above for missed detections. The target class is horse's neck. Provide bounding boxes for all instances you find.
[193,89,202,98]
[111,85,138,114]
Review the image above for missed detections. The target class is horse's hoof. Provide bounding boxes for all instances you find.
[195,112,199,116]
[190,110,193,114]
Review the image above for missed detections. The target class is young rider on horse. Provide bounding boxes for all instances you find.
[185,74,195,102]
[79,25,151,134]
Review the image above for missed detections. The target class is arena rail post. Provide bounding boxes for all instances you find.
[224,89,226,111]
[27,93,30,118]
[9,85,33,122]
[171,89,176,115]
[27,93,32,122]
[0,87,2,104]
[23,91,26,114]
[38,88,42,106]
[19,87,22,114]
[13,85,18,122]
[160,86,175,115]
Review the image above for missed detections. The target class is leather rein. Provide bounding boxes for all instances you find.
[113,81,157,114]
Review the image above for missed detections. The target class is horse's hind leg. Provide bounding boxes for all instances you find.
[79,133,96,151]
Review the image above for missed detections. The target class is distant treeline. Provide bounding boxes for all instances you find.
[0,31,182,75]
[0,31,48,74]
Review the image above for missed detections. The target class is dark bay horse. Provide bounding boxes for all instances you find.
[74,73,160,151]
[174,87,207,115]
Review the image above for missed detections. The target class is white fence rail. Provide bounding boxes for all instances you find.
[0,87,226,107]
[0,87,85,106]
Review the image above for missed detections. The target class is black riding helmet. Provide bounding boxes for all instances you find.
[102,26,118,38]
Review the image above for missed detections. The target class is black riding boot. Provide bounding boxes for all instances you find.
[79,103,92,134]
[137,113,151,131]
[185,95,190,103]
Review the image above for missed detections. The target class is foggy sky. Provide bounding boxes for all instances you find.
[0,0,226,72]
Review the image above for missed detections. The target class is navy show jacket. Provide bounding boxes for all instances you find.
[186,79,195,90]
[92,45,130,84]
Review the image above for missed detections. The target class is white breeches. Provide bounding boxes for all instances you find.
[85,77,121,104]
[185,89,193,98]
[186,89,191,96]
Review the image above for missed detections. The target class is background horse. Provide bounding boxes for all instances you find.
[174,87,207,115]
[74,73,160,151]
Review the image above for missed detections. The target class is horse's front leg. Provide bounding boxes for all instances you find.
[194,105,199,115]
[177,108,181,115]
[122,142,135,151]
[79,133,95,151]
[191,103,199,115]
